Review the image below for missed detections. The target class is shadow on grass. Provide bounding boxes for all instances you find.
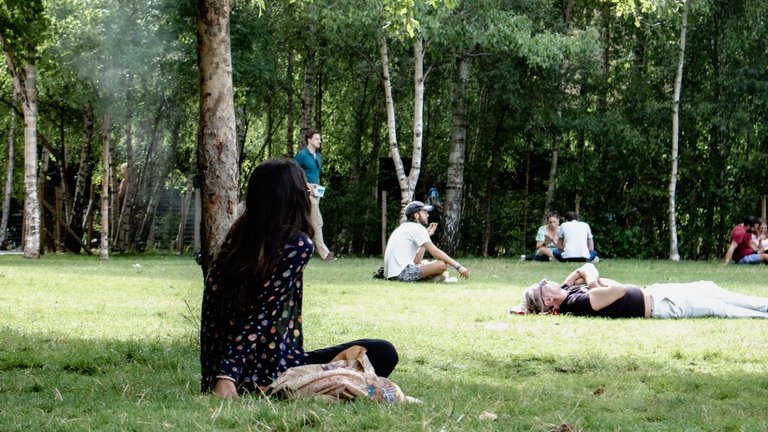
[2,328,768,431]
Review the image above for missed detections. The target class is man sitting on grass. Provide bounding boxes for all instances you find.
[382,201,469,282]
[512,263,768,319]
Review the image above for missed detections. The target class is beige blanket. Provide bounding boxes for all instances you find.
[266,345,419,403]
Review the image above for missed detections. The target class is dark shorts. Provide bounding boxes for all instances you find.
[396,264,422,282]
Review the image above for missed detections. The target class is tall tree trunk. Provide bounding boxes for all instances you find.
[127,101,165,250]
[407,37,425,208]
[285,49,295,155]
[543,128,560,218]
[1,34,41,258]
[176,180,194,253]
[196,0,239,274]
[66,104,94,253]
[113,94,133,245]
[379,34,404,212]
[38,145,49,253]
[85,181,96,246]
[0,91,17,246]
[444,55,469,255]
[299,45,315,149]
[235,105,248,174]
[100,114,110,260]
[379,34,426,220]
[481,114,505,257]
[315,59,323,129]
[21,63,40,259]
[668,0,689,262]
[266,93,274,157]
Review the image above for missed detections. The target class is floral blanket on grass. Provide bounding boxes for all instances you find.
[266,345,420,403]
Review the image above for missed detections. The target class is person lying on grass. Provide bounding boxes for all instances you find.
[511,263,768,319]
[200,158,398,398]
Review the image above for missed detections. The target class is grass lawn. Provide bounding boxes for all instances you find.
[1,254,767,431]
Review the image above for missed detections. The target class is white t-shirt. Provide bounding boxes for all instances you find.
[558,220,593,259]
[383,222,431,278]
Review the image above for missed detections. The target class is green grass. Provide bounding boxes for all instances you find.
[1,255,767,431]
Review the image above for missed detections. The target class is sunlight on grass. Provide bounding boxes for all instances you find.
[1,255,767,431]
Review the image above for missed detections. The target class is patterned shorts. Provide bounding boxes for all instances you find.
[397,264,422,282]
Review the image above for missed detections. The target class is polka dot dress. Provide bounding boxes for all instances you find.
[200,233,313,392]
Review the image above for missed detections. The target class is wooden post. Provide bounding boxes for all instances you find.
[54,186,62,252]
[381,190,387,256]
[575,193,581,217]
[761,195,766,221]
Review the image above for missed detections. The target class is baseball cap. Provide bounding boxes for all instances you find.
[404,201,433,217]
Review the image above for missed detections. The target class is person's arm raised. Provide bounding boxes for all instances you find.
[563,263,600,288]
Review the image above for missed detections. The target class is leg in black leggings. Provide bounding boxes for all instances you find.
[304,339,398,377]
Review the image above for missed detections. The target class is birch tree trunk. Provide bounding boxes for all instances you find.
[668,0,690,262]
[0,91,16,246]
[379,34,427,221]
[1,31,41,258]
[100,114,110,260]
[444,55,469,254]
[407,36,425,207]
[196,0,239,275]
[20,62,40,259]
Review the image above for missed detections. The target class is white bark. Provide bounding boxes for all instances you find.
[100,115,110,260]
[379,34,427,221]
[0,91,16,245]
[668,0,689,262]
[21,64,40,258]
[444,55,469,251]
[1,32,40,258]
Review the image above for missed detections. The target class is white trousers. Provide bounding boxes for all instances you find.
[647,281,768,319]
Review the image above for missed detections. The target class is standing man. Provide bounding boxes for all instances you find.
[295,128,334,260]
[557,211,599,263]
[723,215,768,264]
[383,201,470,282]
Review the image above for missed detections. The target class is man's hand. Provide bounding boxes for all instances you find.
[457,265,469,278]
[427,222,438,236]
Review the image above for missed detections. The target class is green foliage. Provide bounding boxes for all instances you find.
[1,0,767,261]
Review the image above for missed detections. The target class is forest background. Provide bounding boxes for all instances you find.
[0,0,766,262]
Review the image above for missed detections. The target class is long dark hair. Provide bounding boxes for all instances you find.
[213,158,314,315]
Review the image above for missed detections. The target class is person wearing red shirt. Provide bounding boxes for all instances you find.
[723,216,768,264]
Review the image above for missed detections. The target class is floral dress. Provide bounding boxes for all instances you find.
[200,233,313,392]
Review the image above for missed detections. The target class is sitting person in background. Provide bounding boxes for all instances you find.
[557,211,599,263]
[723,215,768,264]
[383,201,469,282]
[522,211,562,262]
[750,219,768,254]
[512,263,768,319]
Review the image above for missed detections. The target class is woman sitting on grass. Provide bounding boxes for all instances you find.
[200,159,398,398]
[512,263,768,319]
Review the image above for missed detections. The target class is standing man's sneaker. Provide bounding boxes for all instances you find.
[323,252,337,261]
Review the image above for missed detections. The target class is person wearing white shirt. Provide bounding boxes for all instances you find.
[383,201,470,282]
[557,211,599,263]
